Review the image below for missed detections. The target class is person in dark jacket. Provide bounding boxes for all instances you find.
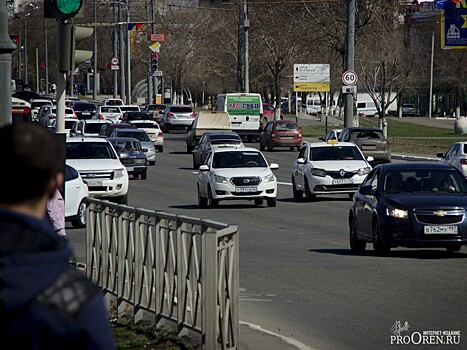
[0,123,115,350]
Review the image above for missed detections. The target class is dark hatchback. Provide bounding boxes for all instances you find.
[108,137,148,180]
[349,163,467,254]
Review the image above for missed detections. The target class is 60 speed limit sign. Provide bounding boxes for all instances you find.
[342,70,358,86]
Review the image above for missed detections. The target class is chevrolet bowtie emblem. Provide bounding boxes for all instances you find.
[433,210,447,216]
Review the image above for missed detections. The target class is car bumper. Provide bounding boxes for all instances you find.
[124,165,147,174]
[379,215,467,248]
[308,174,367,194]
[85,179,129,198]
[209,181,277,201]
[271,139,302,147]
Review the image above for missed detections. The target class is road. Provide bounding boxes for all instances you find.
[68,131,467,350]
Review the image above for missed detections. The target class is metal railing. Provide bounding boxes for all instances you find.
[85,198,239,349]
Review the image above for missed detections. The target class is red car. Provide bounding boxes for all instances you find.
[262,103,282,126]
[259,120,302,151]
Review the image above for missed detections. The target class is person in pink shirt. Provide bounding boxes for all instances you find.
[46,188,67,239]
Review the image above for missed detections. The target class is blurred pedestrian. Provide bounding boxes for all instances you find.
[46,188,67,239]
[0,123,116,350]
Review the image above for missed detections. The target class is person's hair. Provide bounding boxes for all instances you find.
[0,123,64,204]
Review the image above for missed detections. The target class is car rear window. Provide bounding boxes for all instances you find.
[110,140,142,152]
[130,122,159,129]
[210,134,241,141]
[169,106,193,113]
[116,131,150,142]
[126,113,151,120]
[102,107,120,113]
[351,130,384,140]
[275,123,298,131]
[86,123,107,134]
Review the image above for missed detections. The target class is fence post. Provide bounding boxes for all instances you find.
[202,228,217,349]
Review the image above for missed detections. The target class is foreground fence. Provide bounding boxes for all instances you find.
[85,198,239,349]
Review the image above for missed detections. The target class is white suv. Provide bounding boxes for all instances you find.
[66,136,129,204]
[197,147,279,207]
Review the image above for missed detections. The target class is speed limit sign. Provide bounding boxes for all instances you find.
[342,70,358,86]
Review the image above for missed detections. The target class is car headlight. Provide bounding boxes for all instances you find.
[135,159,146,165]
[148,145,155,152]
[214,175,229,184]
[311,168,326,177]
[114,168,125,178]
[263,173,276,183]
[358,167,371,176]
[387,207,409,219]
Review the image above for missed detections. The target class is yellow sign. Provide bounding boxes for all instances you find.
[293,82,330,92]
[149,41,161,53]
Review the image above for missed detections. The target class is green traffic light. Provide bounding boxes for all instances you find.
[56,0,82,16]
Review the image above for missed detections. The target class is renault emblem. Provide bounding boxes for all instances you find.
[339,169,346,177]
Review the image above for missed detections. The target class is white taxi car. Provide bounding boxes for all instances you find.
[197,147,279,208]
[66,136,129,205]
[292,140,373,201]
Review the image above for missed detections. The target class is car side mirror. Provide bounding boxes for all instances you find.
[366,156,374,162]
[270,163,279,170]
[297,158,306,164]
[359,185,375,195]
[436,152,444,158]
[199,165,209,172]
[319,137,325,141]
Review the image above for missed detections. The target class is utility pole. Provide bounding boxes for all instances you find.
[344,0,355,127]
[119,3,126,103]
[236,9,243,92]
[113,3,118,98]
[428,30,434,119]
[243,0,249,93]
[93,0,98,100]
[0,0,16,125]
[44,19,49,94]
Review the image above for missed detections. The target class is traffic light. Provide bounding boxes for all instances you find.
[45,0,84,19]
[151,54,158,72]
[58,24,93,73]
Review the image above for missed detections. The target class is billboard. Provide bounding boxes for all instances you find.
[439,0,467,49]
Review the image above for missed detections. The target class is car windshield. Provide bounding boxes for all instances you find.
[383,169,467,194]
[110,140,141,152]
[309,146,364,161]
[212,151,267,168]
[116,131,150,142]
[74,103,95,110]
[120,106,139,112]
[66,142,117,159]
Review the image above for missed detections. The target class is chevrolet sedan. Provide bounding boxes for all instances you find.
[349,163,467,254]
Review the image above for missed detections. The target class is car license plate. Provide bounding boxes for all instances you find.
[86,180,102,187]
[424,226,458,234]
[281,136,294,139]
[332,178,354,185]
[126,167,134,172]
[235,187,257,193]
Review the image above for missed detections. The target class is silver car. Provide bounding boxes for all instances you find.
[160,104,196,133]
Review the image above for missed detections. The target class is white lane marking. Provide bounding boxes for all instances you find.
[278,181,292,186]
[240,321,316,350]
[239,298,272,302]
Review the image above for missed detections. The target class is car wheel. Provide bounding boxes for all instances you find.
[266,197,277,207]
[372,220,390,254]
[149,161,156,166]
[304,178,316,202]
[289,147,295,151]
[198,185,207,208]
[133,173,139,179]
[158,146,163,153]
[71,199,86,228]
[254,199,264,206]
[349,215,366,252]
[193,156,199,170]
[292,176,303,201]
[141,172,147,180]
[208,187,219,208]
[267,141,274,151]
[260,142,265,151]
[446,245,462,252]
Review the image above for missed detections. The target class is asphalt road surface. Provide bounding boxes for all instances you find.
[68,131,467,350]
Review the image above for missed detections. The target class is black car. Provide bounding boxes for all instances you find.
[122,111,153,123]
[69,101,97,120]
[108,137,148,180]
[349,163,467,254]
